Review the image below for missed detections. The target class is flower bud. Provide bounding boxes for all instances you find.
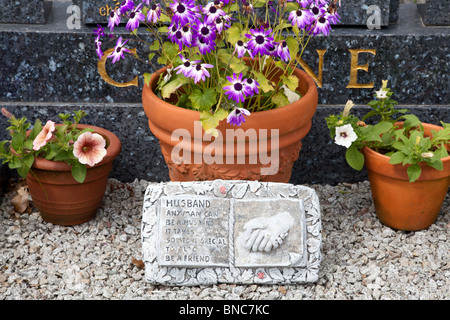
[1,108,13,119]
[421,152,434,158]
[357,121,367,127]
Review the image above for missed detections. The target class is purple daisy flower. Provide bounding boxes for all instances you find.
[147,3,161,23]
[174,55,201,77]
[93,24,105,38]
[194,36,216,55]
[107,37,130,64]
[141,0,150,5]
[167,22,180,43]
[266,42,279,58]
[120,0,135,14]
[311,15,331,36]
[227,107,251,126]
[213,15,231,33]
[202,2,226,24]
[223,73,253,104]
[243,78,259,95]
[125,4,145,31]
[309,1,326,21]
[234,40,253,59]
[169,0,200,26]
[193,19,217,43]
[108,9,121,31]
[276,41,291,62]
[95,39,103,60]
[245,26,275,56]
[188,63,214,84]
[288,8,314,29]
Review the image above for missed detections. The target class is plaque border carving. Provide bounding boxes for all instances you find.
[142,180,322,285]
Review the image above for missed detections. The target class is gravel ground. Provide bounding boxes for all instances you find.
[0,178,449,300]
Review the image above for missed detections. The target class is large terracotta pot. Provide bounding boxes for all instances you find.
[142,64,318,182]
[362,122,450,231]
[26,124,122,225]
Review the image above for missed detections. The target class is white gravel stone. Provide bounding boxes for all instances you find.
[0,178,449,300]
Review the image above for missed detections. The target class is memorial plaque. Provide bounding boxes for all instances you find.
[418,0,450,26]
[142,180,322,286]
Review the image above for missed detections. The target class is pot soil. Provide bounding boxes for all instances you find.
[26,124,122,225]
[362,122,450,231]
[142,65,318,182]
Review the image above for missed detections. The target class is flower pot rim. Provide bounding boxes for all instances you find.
[361,121,450,181]
[31,124,122,172]
[145,65,318,119]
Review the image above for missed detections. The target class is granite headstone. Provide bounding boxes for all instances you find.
[418,0,450,26]
[141,180,322,285]
[0,0,52,24]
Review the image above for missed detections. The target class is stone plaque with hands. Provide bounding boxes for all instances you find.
[142,180,322,285]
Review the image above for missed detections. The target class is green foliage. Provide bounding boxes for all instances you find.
[325,84,450,182]
[0,109,95,183]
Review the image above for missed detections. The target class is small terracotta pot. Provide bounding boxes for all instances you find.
[362,122,450,231]
[26,124,122,225]
[142,64,318,182]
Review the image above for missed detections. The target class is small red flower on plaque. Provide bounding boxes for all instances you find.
[257,271,265,279]
[219,186,226,194]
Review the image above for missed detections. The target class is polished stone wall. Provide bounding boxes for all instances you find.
[0,2,449,186]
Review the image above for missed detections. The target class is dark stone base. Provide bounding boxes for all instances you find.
[1,103,448,186]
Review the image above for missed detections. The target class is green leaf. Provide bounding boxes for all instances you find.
[271,92,290,109]
[71,162,87,183]
[21,153,34,170]
[282,75,298,92]
[345,145,364,171]
[389,151,406,165]
[189,88,217,112]
[400,114,421,129]
[407,164,422,182]
[285,36,299,61]
[252,71,274,93]
[225,23,242,45]
[425,158,443,171]
[160,76,189,99]
[144,73,152,86]
[200,109,228,137]
[11,132,24,153]
[29,119,42,141]
[54,149,71,162]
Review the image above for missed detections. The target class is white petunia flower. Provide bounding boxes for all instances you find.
[375,88,388,100]
[334,124,358,148]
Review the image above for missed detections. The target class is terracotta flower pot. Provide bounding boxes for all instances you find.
[142,65,318,182]
[26,124,122,226]
[361,122,450,231]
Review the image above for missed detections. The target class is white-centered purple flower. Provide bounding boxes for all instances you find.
[126,4,145,31]
[95,39,103,60]
[187,63,214,83]
[309,1,326,21]
[108,9,121,31]
[243,78,259,95]
[202,2,226,24]
[223,73,253,104]
[288,8,314,29]
[120,0,135,14]
[194,36,216,54]
[193,19,217,43]
[227,107,251,126]
[147,3,161,23]
[108,37,131,64]
[169,0,200,26]
[234,40,253,59]
[245,27,275,56]
[167,22,180,43]
[213,15,231,33]
[174,55,201,77]
[311,15,331,36]
[276,41,290,62]
[141,0,150,5]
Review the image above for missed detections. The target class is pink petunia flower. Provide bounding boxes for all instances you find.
[73,132,107,167]
[33,120,55,151]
